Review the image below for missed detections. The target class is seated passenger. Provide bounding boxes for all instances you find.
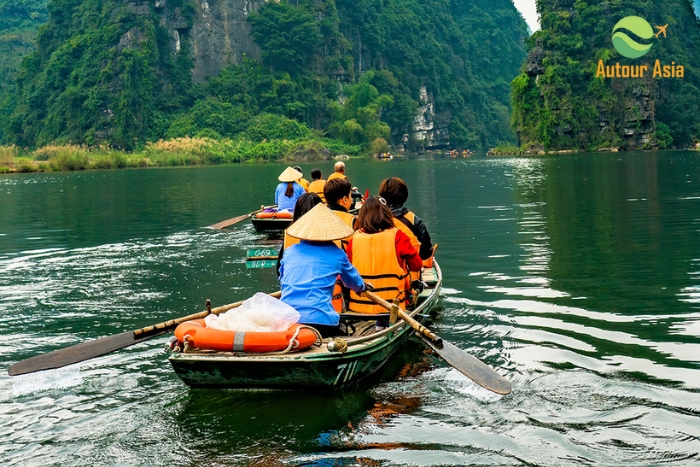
[327,161,348,182]
[293,166,310,191]
[307,168,326,202]
[323,177,356,312]
[275,167,306,212]
[324,178,355,228]
[276,192,323,277]
[345,197,422,314]
[279,203,367,337]
[379,177,435,266]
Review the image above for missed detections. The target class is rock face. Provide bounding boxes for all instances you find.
[409,86,451,150]
[156,0,262,83]
[513,0,700,150]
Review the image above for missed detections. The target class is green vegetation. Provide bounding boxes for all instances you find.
[512,0,700,151]
[1,0,528,158]
[0,0,48,93]
[0,137,359,173]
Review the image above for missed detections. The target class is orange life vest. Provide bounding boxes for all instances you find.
[327,172,347,182]
[393,211,434,268]
[283,231,300,250]
[330,209,356,312]
[308,179,326,202]
[348,228,410,314]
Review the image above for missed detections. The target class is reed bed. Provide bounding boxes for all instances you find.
[0,137,340,174]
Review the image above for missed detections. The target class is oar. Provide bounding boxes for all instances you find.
[209,205,276,230]
[363,290,512,395]
[8,291,282,376]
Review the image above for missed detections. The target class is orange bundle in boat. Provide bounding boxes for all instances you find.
[174,319,318,353]
[256,211,293,219]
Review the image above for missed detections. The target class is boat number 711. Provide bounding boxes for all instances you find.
[334,360,360,385]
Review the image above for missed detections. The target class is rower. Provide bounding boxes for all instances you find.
[379,177,435,267]
[327,161,347,182]
[307,168,326,202]
[279,204,367,337]
[275,167,306,212]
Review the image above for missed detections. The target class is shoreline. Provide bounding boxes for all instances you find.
[0,137,363,175]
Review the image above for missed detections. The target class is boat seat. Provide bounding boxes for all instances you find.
[421,267,438,286]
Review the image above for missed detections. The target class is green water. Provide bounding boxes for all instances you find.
[1,152,699,465]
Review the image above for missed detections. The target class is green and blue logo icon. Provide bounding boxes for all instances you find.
[612,16,655,59]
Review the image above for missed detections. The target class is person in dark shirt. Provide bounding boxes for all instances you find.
[378,177,434,262]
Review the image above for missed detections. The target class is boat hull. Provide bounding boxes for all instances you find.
[169,262,442,389]
[250,216,292,233]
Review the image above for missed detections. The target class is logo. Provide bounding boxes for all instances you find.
[612,16,654,58]
[597,16,683,79]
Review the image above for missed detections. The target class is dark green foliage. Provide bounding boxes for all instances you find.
[166,98,251,139]
[513,0,700,150]
[4,0,528,151]
[248,1,321,74]
[0,0,48,92]
[334,0,528,149]
[5,0,194,149]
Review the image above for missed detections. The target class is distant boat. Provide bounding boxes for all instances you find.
[375,153,393,159]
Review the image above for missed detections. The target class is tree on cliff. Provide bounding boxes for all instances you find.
[512,0,700,151]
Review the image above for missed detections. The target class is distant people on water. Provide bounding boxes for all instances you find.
[276,192,323,277]
[379,177,435,267]
[307,168,326,202]
[279,203,367,337]
[345,197,422,314]
[327,161,347,182]
[293,166,310,191]
[275,167,306,212]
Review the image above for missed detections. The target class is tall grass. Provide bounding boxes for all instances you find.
[0,145,18,167]
[0,136,355,174]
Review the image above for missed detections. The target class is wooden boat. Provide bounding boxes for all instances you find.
[167,261,442,389]
[250,211,293,233]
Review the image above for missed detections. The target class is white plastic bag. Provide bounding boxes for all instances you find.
[204,293,299,332]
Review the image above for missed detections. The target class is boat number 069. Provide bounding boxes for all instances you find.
[334,360,360,385]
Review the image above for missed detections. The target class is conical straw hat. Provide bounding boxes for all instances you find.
[286,203,354,241]
[278,166,304,182]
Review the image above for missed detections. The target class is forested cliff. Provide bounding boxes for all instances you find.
[0,0,528,152]
[512,0,700,151]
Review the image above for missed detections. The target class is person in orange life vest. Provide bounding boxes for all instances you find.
[276,192,323,277]
[279,203,367,337]
[324,178,355,227]
[378,177,434,266]
[293,166,310,191]
[327,161,347,182]
[323,177,356,312]
[345,197,422,314]
[307,168,326,202]
[275,167,306,212]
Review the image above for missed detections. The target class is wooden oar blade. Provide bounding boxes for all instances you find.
[209,213,253,230]
[8,330,165,376]
[419,335,512,395]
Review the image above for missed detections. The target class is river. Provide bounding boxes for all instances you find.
[1,152,699,466]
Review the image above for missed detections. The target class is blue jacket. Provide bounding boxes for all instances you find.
[275,182,306,211]
[280,241,365,326]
